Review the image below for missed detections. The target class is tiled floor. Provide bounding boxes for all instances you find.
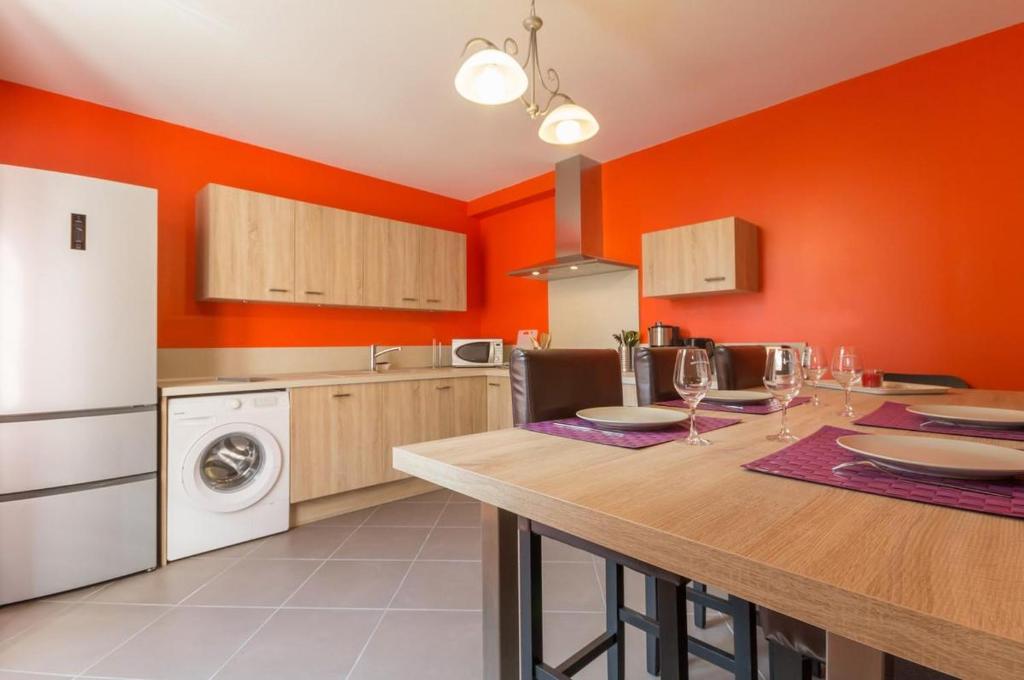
[0,490,770,679]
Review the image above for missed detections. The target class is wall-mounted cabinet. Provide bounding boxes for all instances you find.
[196,184,466,311]
[641,217,759,297]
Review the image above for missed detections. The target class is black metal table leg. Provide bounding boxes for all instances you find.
[768,640,815,680]
[518,518,543,680]
[730,594,757,680]
[656,579,688,680]
[606,561,625,680]
[644,575,660,675]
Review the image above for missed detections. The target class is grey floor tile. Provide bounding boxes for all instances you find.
[247,526,354,559]
[184,559,318,607]
[287,561,409,608]
[435,502,480,527]
[41,583,109,603]
[364,502,445,527]
[0,671,73,679]
[448,492,477,503]
[87,606,268,680]
[419,528,481,560]
[190,537,265,559]
[401,489,451,503]
[214,608,381,680]
[542,536,595,563]
[331,527,429,560]
[349,610,482,680]
[306,507,376,527]
[542,562,605,612]
[0,599,72,643]
[87,558,235,605]
[391,561,482,610]
[0,603,167,674]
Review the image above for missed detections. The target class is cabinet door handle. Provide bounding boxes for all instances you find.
[305,290,325,296]
[426,298,442,303]
[332,393,352,398]
[268,287,290,293]
[402,297,419,302]
[703,276,726,283]
[435,385,452,391]
[487,382,500,387]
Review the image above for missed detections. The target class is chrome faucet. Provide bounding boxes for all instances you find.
[370,344,401,371]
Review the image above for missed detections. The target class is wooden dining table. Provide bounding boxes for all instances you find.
[392,388,1024,680]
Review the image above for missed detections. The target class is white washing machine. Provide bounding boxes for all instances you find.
[167,390,290,561]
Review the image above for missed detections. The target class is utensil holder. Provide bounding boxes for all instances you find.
[618,344,635,373]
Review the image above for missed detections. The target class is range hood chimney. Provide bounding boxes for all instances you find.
[508,155,637,281]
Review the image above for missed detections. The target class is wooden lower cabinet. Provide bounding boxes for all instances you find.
[380,377,487,482]
[486,376,513,430]
[291,377,489,501]
[290,383,385,503]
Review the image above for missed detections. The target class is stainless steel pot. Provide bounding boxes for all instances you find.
[648,321,680,347]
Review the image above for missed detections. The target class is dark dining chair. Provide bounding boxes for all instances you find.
[510,348,692,679]
[882,373,970,389]
[634,346,759,679]
[713,345,769,389]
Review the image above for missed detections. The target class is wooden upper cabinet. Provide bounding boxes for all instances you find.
[642,217,759,297]
[294,203,364,306]
[196,184,467,311]
[197,184,296,302]
[422,227,467,312]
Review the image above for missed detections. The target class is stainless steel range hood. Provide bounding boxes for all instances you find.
[508,155,637,281]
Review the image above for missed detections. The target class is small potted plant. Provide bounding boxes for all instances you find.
[613,330,640,373]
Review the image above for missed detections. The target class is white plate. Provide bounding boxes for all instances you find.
[816,380,949,395]
[906,404,1024,428]
[702,389,773,404]
[576,406,687,431]
[836,434,1024,479]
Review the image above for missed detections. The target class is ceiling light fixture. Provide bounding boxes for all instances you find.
[455,0,599,145]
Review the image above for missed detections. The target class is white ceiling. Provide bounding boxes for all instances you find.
[2,1,1022,200]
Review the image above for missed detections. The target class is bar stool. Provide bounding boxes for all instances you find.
[634,346,758,680]
[510,349,691,679]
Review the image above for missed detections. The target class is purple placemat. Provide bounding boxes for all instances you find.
[743,425,1024,519]
[522,415,740,449]
[855,401,1024,442]
[658,396,812,415]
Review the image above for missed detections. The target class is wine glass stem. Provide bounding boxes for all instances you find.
[780,402,789,434]
[812,381,819,404]
[689,405,698,440]
[844,386,852,413]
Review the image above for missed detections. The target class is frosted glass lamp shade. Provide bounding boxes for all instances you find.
[455,48,529,105]
[538,103,599,144]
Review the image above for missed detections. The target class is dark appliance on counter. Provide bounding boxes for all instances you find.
[680,337,716,359]
[648,321,681,347]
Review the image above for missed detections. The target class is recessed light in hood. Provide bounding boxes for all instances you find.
[508,155,637,281]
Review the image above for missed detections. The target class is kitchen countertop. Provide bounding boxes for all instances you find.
[160,366,637,397]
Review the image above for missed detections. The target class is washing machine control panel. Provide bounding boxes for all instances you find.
[225,398,242,409]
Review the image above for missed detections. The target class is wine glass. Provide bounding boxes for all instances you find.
[673,347,713,446]
[800,345,827,406]
[831,346,864,417]
[763,347,803,441]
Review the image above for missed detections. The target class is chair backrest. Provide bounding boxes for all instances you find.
[509,348,623,425]
[634,347,682,406]
[713,345,768,390]
[882,373,970,389]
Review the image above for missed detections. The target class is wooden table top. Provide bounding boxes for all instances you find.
[393,388,1024,680]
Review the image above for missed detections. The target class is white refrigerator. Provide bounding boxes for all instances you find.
[0,164,158,604]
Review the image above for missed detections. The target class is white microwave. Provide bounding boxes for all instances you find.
[451,339,504,367]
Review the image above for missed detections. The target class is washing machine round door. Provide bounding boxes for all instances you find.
[181,423,283,512]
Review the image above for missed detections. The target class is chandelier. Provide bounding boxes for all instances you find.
[454,0,599,145]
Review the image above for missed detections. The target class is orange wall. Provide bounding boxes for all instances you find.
[475,24,1024,389]
[0,80,482,348]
